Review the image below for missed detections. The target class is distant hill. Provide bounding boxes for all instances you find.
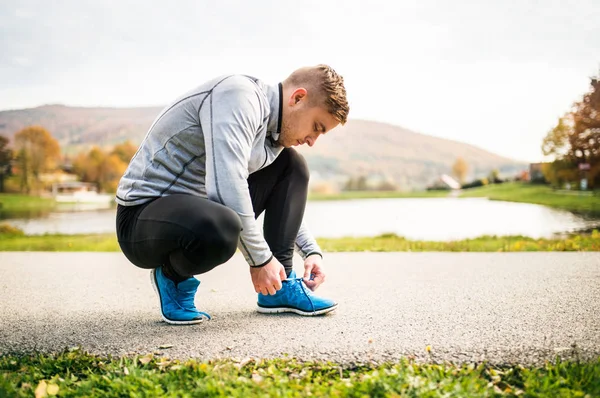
[0,105,526,189]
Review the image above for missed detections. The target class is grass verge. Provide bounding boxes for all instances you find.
[460,182,600,217]
[0,229,599,252]
[0,193,55,218]
[1,350,599,397]
[318,231,600,252]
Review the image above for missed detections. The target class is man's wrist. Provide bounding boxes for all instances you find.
[305,252,323,259]
[250,254,273,268]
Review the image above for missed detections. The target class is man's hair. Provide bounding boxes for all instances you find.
[284,64,349,125]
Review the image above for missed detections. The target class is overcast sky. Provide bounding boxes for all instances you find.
[1,0,598,161]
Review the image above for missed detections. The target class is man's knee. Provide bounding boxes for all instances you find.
[213,206,242,256]
[282,148,310,184]
[198,205,241,254]
[176,206,241,274]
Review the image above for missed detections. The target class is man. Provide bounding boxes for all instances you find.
[115,65,349,325]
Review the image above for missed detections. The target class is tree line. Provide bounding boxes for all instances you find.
[0,126,136,194]
[542,73,600,189]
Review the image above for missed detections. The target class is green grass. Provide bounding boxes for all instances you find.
[1,350,598,397]
[460,182,600,217]
[0,193,55,215]
[1,228,599,252]
[318,231,600,252]
[0,232,120,251]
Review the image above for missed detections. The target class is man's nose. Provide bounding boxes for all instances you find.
[307,135,318,147]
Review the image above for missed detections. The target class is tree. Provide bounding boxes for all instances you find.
[541,74,600,188]
[111,140,138,164]
[73,146,128,192]
[0,136,12,193]
[488,168,501,184]
[542,115,572,159]
[451,157,468,184]
[13,126,60,193]
[343,175,368,191]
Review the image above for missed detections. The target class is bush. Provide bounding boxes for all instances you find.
[0,223,25,236]
[461,178,489,189]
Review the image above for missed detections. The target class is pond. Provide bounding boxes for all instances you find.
[2,198,599,241]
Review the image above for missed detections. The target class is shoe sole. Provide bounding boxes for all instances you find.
[150,269,204,325]
[256,303,338,316]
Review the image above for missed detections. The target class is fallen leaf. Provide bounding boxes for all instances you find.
[252,373,264,383]
[123,367,130,375]
[139,354,153,365]
[47,384,59,396]
[158,344,173,349]
[35,381,47,398]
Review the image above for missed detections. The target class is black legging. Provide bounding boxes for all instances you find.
[116,148,309,279]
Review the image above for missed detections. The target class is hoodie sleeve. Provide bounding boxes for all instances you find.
[294,220,323,260]
[200,76,273,267]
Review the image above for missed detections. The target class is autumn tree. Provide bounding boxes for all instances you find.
[343,175,368,191]
[451,157,468,184]
[13,126,61,193]
[488,168,501,183]
[0,136,12,193]
[111,140,138,164]
[542,74,600,188]
[73,143,130,193]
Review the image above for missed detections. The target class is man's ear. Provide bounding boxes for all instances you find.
[289,88,307,106]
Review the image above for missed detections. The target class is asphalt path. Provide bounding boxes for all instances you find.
[1,252,599,365]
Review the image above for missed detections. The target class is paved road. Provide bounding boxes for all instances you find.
[1,252,599,365]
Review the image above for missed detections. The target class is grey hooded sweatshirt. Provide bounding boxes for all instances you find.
[116,74,322,267]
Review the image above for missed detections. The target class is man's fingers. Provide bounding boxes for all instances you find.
[267,285,277,295]
[307,273,325,291]
[274,278,282,291]
[303,267,312,281]
[279,267,287,281]
[304,279,317,291]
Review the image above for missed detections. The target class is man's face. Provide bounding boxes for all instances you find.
[279,95,339,148]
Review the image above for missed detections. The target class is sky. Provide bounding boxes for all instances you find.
[1,0,598,162]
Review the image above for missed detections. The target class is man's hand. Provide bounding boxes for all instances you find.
[303,254,325,291]
[250,257,286,295]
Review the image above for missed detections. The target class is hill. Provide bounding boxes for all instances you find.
[295,119,526,189]
[0,105,526,189]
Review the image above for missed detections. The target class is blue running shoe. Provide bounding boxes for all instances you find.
[150,267,211,325]
[257,270,338,316]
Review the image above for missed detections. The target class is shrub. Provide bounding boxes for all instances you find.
[0,223,25,236]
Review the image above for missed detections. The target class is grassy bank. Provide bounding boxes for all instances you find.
[1,228,598,252]
[1,350,598,397]
[0,194,55,213]
[460,182,600,217]
[318,231,600,252]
